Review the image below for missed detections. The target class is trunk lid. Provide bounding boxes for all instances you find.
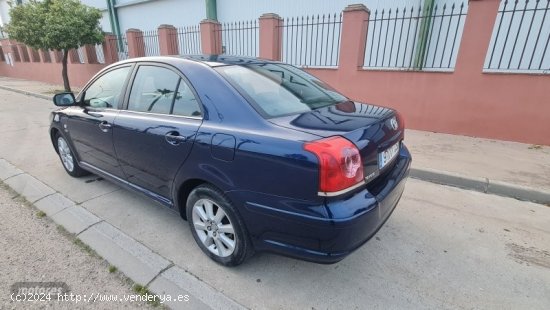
[270,101,404,184]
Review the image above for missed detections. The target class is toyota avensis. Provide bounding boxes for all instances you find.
[50,55,411,266]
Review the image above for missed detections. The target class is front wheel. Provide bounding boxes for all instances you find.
[186,185,253,266]
[55,133,89,177]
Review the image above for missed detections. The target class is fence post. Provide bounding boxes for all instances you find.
[83,44,99,64]
[126,28,145,58]
[338,4,370,71]
[200,19,222,54]
[158,24,179,56]
[454,0,500,75]
[259,13,283,61]
[103,33,119,64]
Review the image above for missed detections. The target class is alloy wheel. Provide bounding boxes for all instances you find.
[192,198,236,257]
[57,137,74,172]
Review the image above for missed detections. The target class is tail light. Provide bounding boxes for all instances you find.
[304,136,364,195]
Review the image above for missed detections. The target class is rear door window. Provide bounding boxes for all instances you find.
[172,79,202,117]
[128,66,180,114]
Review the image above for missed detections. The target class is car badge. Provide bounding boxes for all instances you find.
[389,117,398,130]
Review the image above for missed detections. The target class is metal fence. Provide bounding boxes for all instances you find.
[280,13,343,67]
[137,30,160,56]
[19,45,30,62]
[42,50,52,63]
[364,2,467,71]
[219,20,259,57]
[11,45,21,62]
[176,25,202,55]
[109,34,128,60]
[485,0,550,73]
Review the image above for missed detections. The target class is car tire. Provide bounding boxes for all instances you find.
[55,132,89,177]
[186,184,253,266]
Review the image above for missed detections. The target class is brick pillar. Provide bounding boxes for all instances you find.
[200,19,222,55]
[158,24,179,56]
[455,0,500,75]
[103,33,119,64]
[338,4,370,71]
[83,44,98,64]
[259,13,283,61]
[126,28,145,58]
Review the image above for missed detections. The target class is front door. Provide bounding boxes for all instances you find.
[113,64,203,200]
[66,65,132,178]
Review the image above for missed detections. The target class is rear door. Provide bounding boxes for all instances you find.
[113,63,203,201]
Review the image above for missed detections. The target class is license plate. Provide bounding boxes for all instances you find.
[378,142,400,169]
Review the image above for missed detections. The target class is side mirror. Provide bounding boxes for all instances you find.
[53,92,77,106]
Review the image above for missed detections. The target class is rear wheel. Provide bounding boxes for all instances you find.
[55,133,89,177]
[186,185,253,266]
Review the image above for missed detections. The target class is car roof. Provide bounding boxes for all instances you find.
[115,55,281,68]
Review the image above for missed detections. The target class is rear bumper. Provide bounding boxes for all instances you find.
[232,144,412,264]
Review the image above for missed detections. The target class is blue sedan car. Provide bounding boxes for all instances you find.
[50,55,411,266]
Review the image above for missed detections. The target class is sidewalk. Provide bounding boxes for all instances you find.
[1,76,549,204]
[0,76,81,100]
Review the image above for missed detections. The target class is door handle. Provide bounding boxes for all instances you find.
[165,131,186,145]
[98,121,112,132]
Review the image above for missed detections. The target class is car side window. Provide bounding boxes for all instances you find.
[172,79,201,117]
[83,66,131,109]
[128,66,180,115]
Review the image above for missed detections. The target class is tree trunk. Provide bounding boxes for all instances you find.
[61,49,71,92]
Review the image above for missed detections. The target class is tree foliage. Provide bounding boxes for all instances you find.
[5,0,104,91]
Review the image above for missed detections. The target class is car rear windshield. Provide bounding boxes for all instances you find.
[215,63,348,118]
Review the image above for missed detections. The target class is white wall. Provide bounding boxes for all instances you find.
[117,0,205,31]
[0,0,11,27]
[217,0,426,22]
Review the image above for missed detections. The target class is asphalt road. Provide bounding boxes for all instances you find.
[1,88,549,309]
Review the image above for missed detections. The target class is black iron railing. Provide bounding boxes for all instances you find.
[176,25,201,55]
[138,29,160,56]
[280,13,342,67]
[11,45,21,62]
[19,44,30,62]
[109,34,128,60]
[42,50,52,63]
[485,0,550,73]
[218,20,259,57]
[365,3,467,70]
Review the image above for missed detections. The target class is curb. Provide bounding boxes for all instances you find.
[0,84,52,101]
[0,158,246,310]
[410,167,550,205]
